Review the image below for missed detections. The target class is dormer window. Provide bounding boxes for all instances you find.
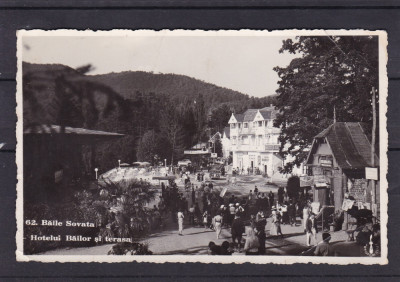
[231,124,236,129]
[258,121,262,127]
[244,123,248,128]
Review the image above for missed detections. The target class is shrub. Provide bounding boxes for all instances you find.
[107,242,153,255]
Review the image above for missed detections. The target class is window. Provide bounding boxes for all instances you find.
[244,123,248,128]
[265,120,269,127]
[232,136,236,145]
[238,123,241,128]
[258,121,262,127]
[231,123,236,129]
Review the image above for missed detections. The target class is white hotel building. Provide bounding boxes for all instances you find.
[227,106,303,177]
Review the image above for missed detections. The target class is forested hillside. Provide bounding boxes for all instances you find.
[23,62,276,171]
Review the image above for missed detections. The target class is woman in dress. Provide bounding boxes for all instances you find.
[213,212,223,239]
[203,210,209,229]
[243,227,260,255]
[270,208,283,238]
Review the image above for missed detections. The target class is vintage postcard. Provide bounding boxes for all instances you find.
[16,29,388,264]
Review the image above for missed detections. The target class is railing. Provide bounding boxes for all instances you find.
[230,143,280,152]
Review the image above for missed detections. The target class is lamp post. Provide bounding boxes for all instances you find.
[118,159,121,168]
[95,168,98,180]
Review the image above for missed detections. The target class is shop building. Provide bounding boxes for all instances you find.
[305,122,380,212]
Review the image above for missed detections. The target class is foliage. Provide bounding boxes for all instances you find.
[273,36,378,172]
[23,62,278,172]
[159,103,186,165]
[286,176,300,200]
[107,242,153,255]
[136,130,165,164]
[213,134,223,157]
[24,179,157,254]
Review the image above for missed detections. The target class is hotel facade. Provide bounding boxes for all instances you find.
[227,106,303,177]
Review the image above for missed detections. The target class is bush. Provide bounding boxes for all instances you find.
[108,242,153,255]
[287,176,300,200]
[23,179,158,254]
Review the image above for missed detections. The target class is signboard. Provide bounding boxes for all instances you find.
[220,187,228,197]
[184,150,209,155]
[365,167,379,180]
[313,174,328,189]
[261,156,269,162]
[300,175,313,187]
[320,159,333,167]
[349,179,368,203]
[211,153,217,158]
[265,144,280,151]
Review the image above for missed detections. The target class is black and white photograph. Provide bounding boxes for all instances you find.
[16,30,388,264]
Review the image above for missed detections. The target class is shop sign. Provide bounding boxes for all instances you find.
[365,167,379,180]
[313,174,328,188]
[300,175,313,187]
[320,159,333,167]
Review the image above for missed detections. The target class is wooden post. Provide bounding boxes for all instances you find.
[371,87,377,215]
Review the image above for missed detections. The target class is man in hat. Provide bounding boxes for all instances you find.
[231,214,245,251]
[229,203,236,226]
[306,213,318,246]
[235,203,244,217]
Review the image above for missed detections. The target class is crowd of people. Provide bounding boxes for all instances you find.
[149,167,379,257]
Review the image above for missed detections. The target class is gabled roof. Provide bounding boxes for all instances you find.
[24,124,124,144]
[24,124,124,137]
[223,126,230,139]
[233,113,244,122]
[243,109,258,122]
[306,122,378,169]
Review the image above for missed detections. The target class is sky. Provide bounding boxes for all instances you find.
[22,33,299,97]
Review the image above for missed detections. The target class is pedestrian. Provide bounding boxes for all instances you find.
[288,200,296,226]
[235,203,245,217]
[191,186,195,203]
[243,227,260,255]
[213,212,223,239]
[231,214,245,251]
[177,209,184,236]
[278,187,284,204]
[302,203,310,233]
[254,185,259,196]
[270,207,283,238]
[248,190,253,201]
[203,210,209,230]
[229,203,236,225]
[255,213,267,255]
[268,191,274,208]
[194,202,201,226]
[208,241,222,255]
[281,202,289,225]
[306,213,318,246]
[220,241,232,255]
[189,205,195,225]
[314,232,332,256]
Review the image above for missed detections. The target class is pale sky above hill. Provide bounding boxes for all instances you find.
[22,32,299,97]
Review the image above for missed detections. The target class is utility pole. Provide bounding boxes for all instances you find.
[371,87,377,215]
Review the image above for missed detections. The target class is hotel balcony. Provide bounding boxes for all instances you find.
[230,143,280,152]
